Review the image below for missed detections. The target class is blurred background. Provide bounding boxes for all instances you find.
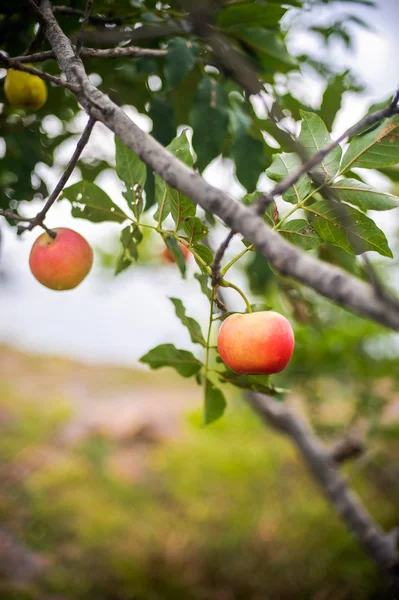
[1,0,399,598]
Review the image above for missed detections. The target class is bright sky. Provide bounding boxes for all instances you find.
[0,0,398,366]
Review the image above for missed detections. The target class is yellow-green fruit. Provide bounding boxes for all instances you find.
[4,67,47,111]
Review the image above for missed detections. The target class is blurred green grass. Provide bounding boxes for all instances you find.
[0,347,398,600]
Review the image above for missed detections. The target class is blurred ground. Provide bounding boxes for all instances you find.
[1,346,398,600]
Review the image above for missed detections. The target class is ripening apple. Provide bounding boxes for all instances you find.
[5,67,47,111]
[162,242,190,264]
[29,228,93,290]
[217,311,294,375]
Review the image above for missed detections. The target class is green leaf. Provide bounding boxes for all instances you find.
[170,298,206,346]
[168,129,194,167]
[243,192,279,226]
[115,136,146,215]
[218,2,287,29]
[232,134,267,192]
[149,98,175,146]
[182,217,209,244]
[164,38,200,90]
[62,180,127,223]
[299,111,342,181]
[115,225,144,275]
[330,178,399,211]
[204,379,226,425]
[169,188,196,227]
[189,78,229,172]
[140,344,202,378]
[195,273,212,300]
[267,153,311,204]
[164,236,187,277]
[341,115,399,172]
[306,199,393,257]
[318,72,348,131]
[193,244,213,267]
[232,28,297,72]
[279,219,323,250]
[219,370,285,396]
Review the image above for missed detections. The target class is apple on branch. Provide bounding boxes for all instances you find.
[29,228,93,291]
[217,311,295,375]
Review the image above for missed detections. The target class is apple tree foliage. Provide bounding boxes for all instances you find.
[1,0,399,425]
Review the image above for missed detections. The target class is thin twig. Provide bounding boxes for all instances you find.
[13,45,167,63]
[75,0,93,58]
[0,54,79,92]
[17,117,96,236]
[53,5,126,25]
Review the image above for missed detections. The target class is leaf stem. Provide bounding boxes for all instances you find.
[220,279,252,313]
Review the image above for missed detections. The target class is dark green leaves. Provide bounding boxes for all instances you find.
[279,219,323,250]
[331,178,399,211]
[299,111,342,181]
[267,153,311,204]
[204,379,226,425]
[190,78,229,172]
[140,344,202,378]
[232,28,297,72]
[115,136,146,218]
[306,200,393,257]
[182,217,209,243]
[164,38,199,90]
[341,115,399,171]
[62,180,127,223]
[170,298,206,346]
[218,2,287,29]
[230,103,267,192]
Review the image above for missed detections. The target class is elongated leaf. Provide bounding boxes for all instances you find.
[219,370,285,396]
[140,344,202,378]
[170,298,206,346]
[299,111,342,180]
[218,2,287,29]
[164,38,199,90]
[233,28,297,72]
[232,134,267,192]
[154,132,194,224]
[331,178,399,211]
[341,115,399,171]
[279,219,323,250]
[149,98,175,146]
[182,217,209,243]
[62,180,127,223]
[204,379,226,425]
[193,243,213,267]
[306,199,393,257]
[195,273,212,300]
[318,72,348,130]
[164,236,187,277]
[115,225,143,275]
[267,153,311,204]
[243,191,279,226]
[115,136,146,215]
[189,78,229,171]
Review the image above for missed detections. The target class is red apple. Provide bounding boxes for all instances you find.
[162,242,190,264]
[29,227,93,290]
[217,311,294,375]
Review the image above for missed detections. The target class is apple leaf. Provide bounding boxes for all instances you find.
[62,180,128,223]
[140,344,203,378]
[306,200,393,257]
[182,216,209,244]
[115,136,146,218]
[190,78,229,172]
[115,225,143,275]
[299,111,342,181]
[267,153,311,204]
[193,244,213,270]
[164,236,187,277]
[195,273,212,300]
[217,2,287,30]
[170,298,207,346]
[341,115,399,172]
[279,219,323,251]
[164,37,200,90]
[204,379,226,425]
[219,370,286,396]
[330,178,399,211]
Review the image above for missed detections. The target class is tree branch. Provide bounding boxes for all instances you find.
[30,0,399,331]
[13,45,167,63]
[17,116,96,236]
[0,54,79,92]
[74,0,93,58]
[246,392,399,594]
